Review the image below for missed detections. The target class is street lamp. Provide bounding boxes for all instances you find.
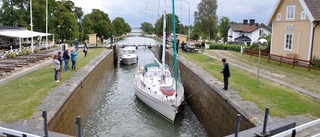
[57,25,61,46]
[30,0,34,53]
[256,38,268,87]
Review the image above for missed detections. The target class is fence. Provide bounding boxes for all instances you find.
[243,49,320,72]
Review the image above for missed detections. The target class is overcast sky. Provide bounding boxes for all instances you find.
[72,0,278,28]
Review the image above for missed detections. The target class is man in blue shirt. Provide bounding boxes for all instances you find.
[74,39,79,51]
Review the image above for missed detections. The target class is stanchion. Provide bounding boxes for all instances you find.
[42,111,48,137]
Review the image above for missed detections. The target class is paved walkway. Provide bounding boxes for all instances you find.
[203,50,320,100]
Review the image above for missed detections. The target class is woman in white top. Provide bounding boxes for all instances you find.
[53,55,60,82]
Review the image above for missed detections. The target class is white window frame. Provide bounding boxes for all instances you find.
[284,33,293,51]
[301,11,306,20]
[277,13,281,21]
[259,30,264,36]
[286,5,295,21]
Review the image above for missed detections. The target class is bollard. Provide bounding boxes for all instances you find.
[234,114,241,137]
[291,129,296,137]
[76,116,82,137]
[42,111,49,137]
[262,108,269,135]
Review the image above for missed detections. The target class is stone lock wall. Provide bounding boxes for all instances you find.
[162,48,255,137]
[48,49,115,136]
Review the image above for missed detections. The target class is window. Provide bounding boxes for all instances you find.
[277,13,281,21]
[259,30,264,36]
[301,11,306,20]
[284,33,293,51]
[286,5,295,20]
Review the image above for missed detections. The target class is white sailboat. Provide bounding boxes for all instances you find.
[134,0,185,122]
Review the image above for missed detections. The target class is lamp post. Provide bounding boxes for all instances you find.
[30,0,33,53]
[58,25,61,46]
[257,39,268,87]
[45,0,48,49]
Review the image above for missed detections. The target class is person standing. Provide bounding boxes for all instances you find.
[74,39,79,51]
[83,43,88,57]
[52,55,60,82]
[221,58,230,90]
[57,51,63,80]
[201,40,205,53]
[71,50,78,70]
[62,48,70,72]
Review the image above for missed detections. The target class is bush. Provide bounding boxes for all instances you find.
[34,48,40,53]
[209,43,241,52]
[6,52,16,58]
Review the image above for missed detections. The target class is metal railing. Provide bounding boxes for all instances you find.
[0,111,83,137]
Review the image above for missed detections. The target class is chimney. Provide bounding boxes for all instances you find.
[243,19,248,25]
[249,19,255,26]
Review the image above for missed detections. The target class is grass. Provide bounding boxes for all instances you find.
[207,50,320,94]
[0,48,105,122]
[179,51,320,118]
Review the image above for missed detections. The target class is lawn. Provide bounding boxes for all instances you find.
[0,48,105,122]
[180,51,320,119]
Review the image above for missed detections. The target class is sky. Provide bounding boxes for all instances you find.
[71,0,278,28]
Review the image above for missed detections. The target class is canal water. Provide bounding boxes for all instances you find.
[83,37,207,137]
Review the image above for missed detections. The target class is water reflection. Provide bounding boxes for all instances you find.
[83,38,207,137]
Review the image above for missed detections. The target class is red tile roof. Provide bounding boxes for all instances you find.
[304,0,320,21]
[229,24,271,33]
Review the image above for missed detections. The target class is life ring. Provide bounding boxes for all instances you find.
[160,86,175,96]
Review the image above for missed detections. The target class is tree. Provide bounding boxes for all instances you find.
[84,9,115,39]
[154,13,184,36]
[140,22,153,34]
[218,16,230,43]
[112,17,126,35]
[194,0,218,40]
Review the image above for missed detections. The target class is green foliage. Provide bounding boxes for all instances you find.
[194,0,218,40]
[34,48,40,53]
[218,16,230,43]
[154,14,185,36]
[312,58,320,68]
[6,51,16,58]
[112,17,127,35]
[140,22,154,34]
[209,43,241,52]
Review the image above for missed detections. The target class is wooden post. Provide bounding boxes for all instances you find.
[280,55,282,65]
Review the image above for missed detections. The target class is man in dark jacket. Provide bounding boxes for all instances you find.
[221,58,230,90]
[62,49,70,72]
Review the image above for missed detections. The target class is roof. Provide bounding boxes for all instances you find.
[0,26,26,30]
[234,36,252,41]
[227,24,271,33]
[268,0,320,24]
[304,0,320,21]
[0,29,51,38]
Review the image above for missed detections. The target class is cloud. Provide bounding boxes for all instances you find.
[71,0,277,27]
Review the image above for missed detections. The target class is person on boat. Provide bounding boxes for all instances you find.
[221,58,230,90]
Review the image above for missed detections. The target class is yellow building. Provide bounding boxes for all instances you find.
[268,0,320,61]
[88,34,97,45]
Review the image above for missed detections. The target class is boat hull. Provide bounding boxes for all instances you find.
[120,57,137,65]
[134,81,177,122]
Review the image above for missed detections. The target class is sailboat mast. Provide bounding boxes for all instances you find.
[171,0,178,93]
[162,0,166,74]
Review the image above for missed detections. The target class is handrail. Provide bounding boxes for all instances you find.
[272,118,320,137]
[0,127,41,137]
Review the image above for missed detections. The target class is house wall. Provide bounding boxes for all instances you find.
[251,28,272,44]
[313,26,320,59]
[270,0,312,60]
